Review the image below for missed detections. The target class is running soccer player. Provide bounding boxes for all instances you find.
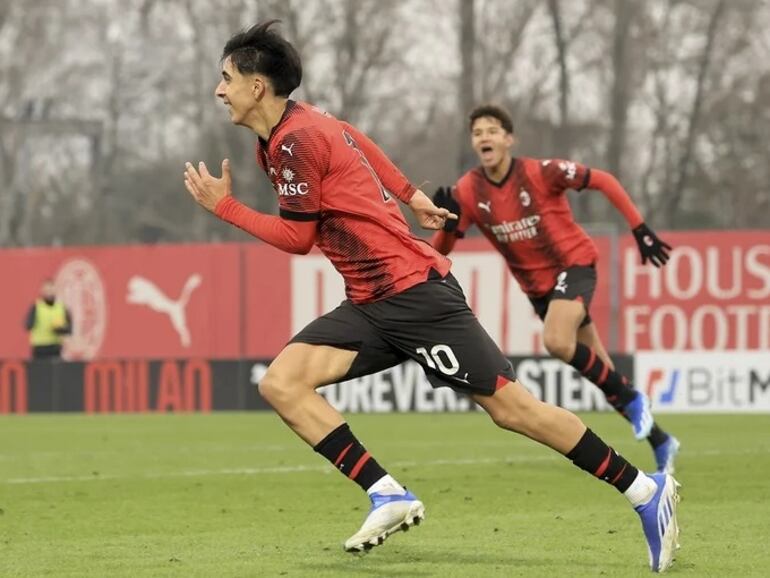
[432,104,680,474]
[183,21,681,572]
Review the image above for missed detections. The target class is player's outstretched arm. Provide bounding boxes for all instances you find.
[588,169,672,268]
[184,159,316,254]
[408,189,458,231]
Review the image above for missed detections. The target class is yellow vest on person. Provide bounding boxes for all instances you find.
[29,300,67,346]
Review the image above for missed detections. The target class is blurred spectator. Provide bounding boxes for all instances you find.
[24,279,72,359]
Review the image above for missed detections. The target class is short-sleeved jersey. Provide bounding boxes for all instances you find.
[454,156,598,297]
[256,101,449,303]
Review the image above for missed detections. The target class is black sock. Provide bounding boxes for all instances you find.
[566,429,638,493]
[647,424,669,449]
[568,343,636,410]
[313,423,388,492]
[568,344,673,448]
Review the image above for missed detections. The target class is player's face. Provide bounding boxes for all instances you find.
[215,57,261,126]
[470,117,514,170]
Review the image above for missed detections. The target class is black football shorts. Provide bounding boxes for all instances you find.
[290,269,515,396]
[528,264,597,328]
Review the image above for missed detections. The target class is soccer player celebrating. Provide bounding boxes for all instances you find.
[184,21,680,572]
[432,104,680,474]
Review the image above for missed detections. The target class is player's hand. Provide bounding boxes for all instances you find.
[409,190,458,230]
[432,186,461,232]
[632,223,672,267]
[184,159,232,213]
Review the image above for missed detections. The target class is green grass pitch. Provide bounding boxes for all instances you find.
[1,412,769,577]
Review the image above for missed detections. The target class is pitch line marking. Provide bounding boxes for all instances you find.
[3,447,768,485]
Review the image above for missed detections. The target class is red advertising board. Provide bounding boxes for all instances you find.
[243,244,292,358]
[0,244,242,360]
[2,230,766,360]
[620,230,770,351]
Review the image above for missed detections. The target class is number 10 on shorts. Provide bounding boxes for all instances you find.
[415,345,460,375]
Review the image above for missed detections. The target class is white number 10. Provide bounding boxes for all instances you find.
[416,344,460,375]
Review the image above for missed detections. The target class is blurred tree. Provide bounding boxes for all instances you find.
[456,0,476,173]
[656,0,727,228]
[0,0,767,247]
[605,0,638,183]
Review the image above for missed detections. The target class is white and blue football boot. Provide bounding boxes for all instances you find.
[624,391,655,440]
[344,488,425,552]
[635,473,681,572]
[654,436,681,475]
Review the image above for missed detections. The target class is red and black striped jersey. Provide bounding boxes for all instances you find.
[454,157,598,297]
[256,101,449,303]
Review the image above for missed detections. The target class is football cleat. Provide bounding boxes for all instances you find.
[344,489,425,553]
[624,391,654,440]
[654,436,681,475]
[635,473,681,573]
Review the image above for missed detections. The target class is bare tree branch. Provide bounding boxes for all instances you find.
[659,0,727,225]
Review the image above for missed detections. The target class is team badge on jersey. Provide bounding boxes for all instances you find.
[519,189,531,207]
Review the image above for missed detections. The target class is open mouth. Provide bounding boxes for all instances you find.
[479,145,496,161]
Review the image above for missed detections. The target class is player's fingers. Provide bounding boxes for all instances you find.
[185,175,202,196]
[650,255,662,268]
[423,215,443,230]
[184,178,199,200]
[198,161,212,180]
[445,211,458,221]
[661,241,673,251]
[221,158,231,183]
[185,162,203,187]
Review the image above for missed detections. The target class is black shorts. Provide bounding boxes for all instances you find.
[528,265,597,328]
[290,270,515,396]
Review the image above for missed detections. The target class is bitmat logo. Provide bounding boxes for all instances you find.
[55,258,107,360]
[645,368,680,405]
[636,352,770,413]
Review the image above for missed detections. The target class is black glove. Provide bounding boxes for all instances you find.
[632,223,672,267]
[432,186,461,232]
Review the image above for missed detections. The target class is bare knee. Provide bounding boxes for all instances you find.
[489,395,540,433]
[543,329,576,361]
[258,369,296,407]
[491,397,584,451]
